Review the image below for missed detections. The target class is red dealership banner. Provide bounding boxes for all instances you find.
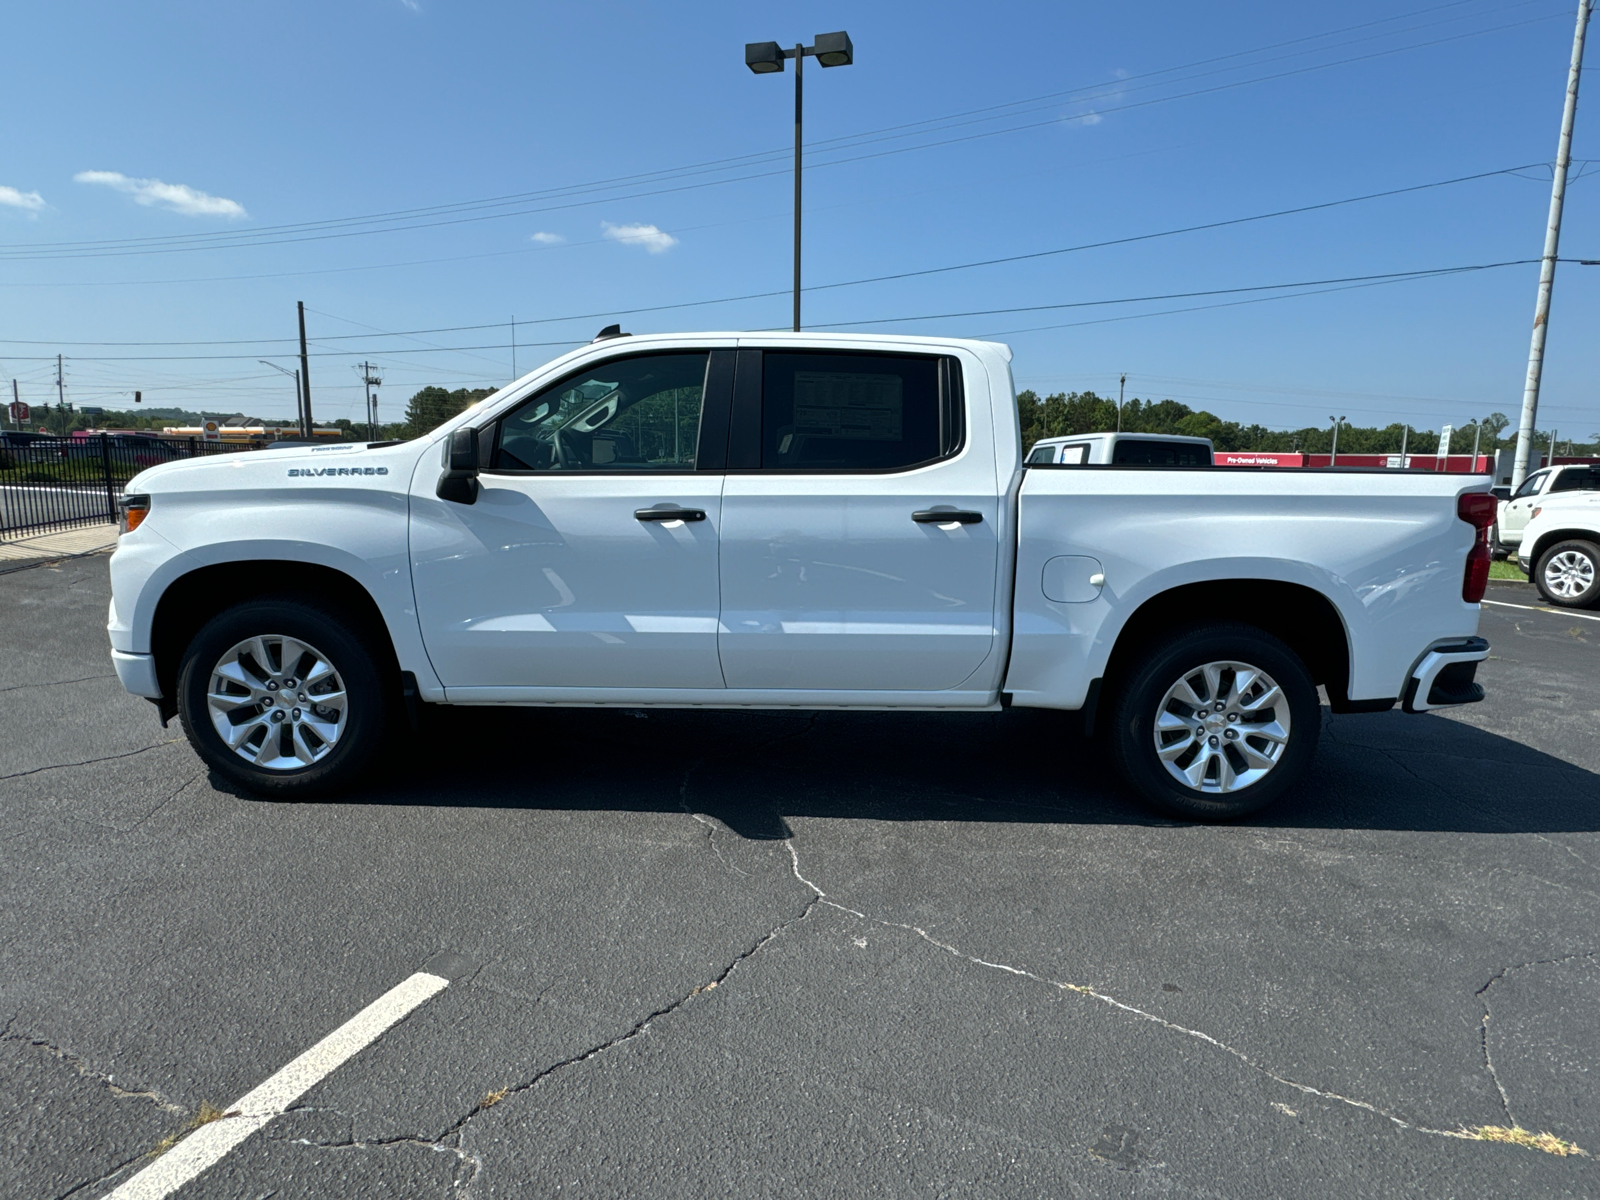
[1216,452,1304,467]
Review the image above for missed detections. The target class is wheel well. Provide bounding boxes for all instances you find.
[1096,580,1352,725]
[1528,530,1600,570]
[150,561,399,709]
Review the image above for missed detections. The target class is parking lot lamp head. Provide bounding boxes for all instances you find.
[745,41,785,73]
[813,31,854,67]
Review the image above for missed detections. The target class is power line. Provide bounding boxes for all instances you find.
[0,3,1567,265]
[2,255,1548,362]
[0,0,1518,260]
[0,162,1558,349]
[814,261,1541,328]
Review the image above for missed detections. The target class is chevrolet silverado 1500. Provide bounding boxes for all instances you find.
[108,331,1496,819]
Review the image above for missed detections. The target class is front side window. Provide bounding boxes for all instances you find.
[492,352,707,472]
[760,352,950,471]
[1511,470,1549,499]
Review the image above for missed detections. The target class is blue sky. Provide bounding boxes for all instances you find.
[1,0,1596,439]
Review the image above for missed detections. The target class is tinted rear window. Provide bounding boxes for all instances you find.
[761,352,944,470]
[1112,440,1210,466]
[1550,467,1600,492]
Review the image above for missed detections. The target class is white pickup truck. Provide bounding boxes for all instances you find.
[107,331,1497,819]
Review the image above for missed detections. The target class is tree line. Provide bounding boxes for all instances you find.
[1017,390,1596,456]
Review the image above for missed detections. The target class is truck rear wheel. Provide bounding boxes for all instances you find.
[1534,540,1600,609]
[177,598,390,797]
[1108,623,1320,821]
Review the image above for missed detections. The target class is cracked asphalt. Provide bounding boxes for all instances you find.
[3,557,1599,1198]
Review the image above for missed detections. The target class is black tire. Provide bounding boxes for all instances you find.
[1533,539,1600,609]
[1107,622,1321,822]
[177,597,392,797]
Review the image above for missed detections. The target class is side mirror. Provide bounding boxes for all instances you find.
[437,426,480,504]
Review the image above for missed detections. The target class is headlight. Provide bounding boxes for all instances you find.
[118,494,150,535]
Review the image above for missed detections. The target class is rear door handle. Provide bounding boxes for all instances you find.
[635,507,707,522]
[912,509,983,524]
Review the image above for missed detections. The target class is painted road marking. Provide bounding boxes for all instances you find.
[1483,599,1600,624]
[104,969,451,1200]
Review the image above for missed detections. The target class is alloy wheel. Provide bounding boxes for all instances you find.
[206,634,348,770]
[1153,660,1291,793]
[1543,550,1596,600]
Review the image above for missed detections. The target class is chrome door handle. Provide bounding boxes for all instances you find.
[635,507,707,522]
[912,509,982,524]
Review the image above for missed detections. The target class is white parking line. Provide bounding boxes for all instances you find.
[104,970,450,1200]
[1483,599,1600,623]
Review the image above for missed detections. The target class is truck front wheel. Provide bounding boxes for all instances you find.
[1108,623,1320,821]
[176,598,391,797]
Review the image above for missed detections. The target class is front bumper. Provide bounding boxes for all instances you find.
[1401,637,1488,713]
[111,650,162,699]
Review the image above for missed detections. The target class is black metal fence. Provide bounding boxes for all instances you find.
[0,433,254,539]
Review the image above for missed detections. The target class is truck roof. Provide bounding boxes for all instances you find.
[1030,432,1215,447]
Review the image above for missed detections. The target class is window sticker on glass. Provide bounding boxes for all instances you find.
[792,372,903,441]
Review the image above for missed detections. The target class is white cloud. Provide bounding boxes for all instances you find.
[74,170,247,218]
[399,0,420,10]
[1072,112,1104,126]
[0,186,46,213]
[530,231,565,244]
[601,221,678,254]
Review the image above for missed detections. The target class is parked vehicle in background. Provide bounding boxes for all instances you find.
[1495,463,1600,552]
[108,331,1491,822]
[1025,431,1214,466]
[1516,492,1600,609]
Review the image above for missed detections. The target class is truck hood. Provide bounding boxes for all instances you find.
[125,440,426,496]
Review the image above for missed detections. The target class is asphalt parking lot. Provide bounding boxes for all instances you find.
[3,555,1598,1199]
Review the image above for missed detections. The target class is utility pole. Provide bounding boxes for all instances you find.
[56,354,65,409]
[511,315,518,379]
[1512,0,1594,490]
[357,362,383,441]
[1117,373,1126,433]
[1399,424,1410,464]
[1329,415,1345,465]
[1550,428,1559,467]
[297,301,313,438]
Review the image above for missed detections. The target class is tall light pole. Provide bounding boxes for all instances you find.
[746,31,854,332]
[258,360,303,438]
[1511,0,1593,490]
[1117,373,1126,433]
[1329,415,1346,465]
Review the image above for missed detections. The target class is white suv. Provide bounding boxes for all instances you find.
[1517,491,1600,609]
[1496,463,1600,551]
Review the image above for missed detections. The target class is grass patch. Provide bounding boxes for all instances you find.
[147,1101,238,1158]
[480,1086,510,1109]
[1488,560,1528,581]
[1463,1125,1586,1156]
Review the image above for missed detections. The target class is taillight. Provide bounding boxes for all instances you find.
[118,494,150,535]
[1457,491,1496,603]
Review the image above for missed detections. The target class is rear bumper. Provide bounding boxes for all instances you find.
[111,650,162,699]
[1401,637,1488,713]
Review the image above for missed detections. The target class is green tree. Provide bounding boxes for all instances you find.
[402,386,500,438]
